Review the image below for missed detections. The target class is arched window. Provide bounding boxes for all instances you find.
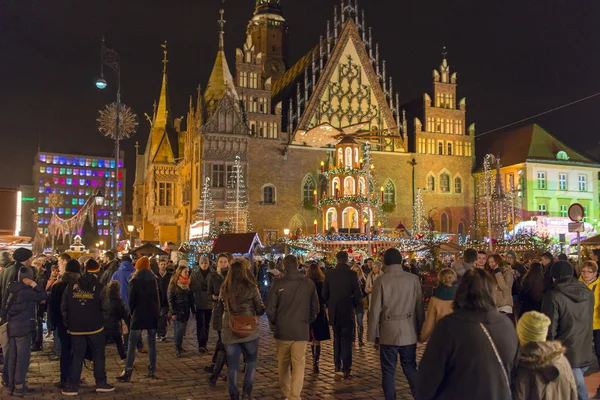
[458,222,465,237]
[438,142,443,155]
[331,177,341,195]
[455,177,462,194]
[383,180,395,204]
[358,177,366,195]
[337,148,343,167]
[326,208,338,230]
[354,148,359,164]
[263,185,275,204]
[441,212,449,233]
[427,175,435,191]
[302,175,316,203]
[342,207,359,229]
[440,173,450,192]
[345,147,353,167]
[343,176,355,195]
[447,142,452,156]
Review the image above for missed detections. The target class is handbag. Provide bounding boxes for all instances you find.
[479,322,510,388]
[226,296,258,339]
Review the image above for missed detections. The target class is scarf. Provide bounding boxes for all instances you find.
[433,284,457,301]
[178,275,191,288]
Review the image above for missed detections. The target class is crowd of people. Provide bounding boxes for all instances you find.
[0,245,597,399]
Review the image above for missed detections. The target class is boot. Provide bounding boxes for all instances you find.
[358,326,365,347]
[213,349,227,377]
[242,393,251,400]
[115,369,133,382]
[176,345,183,358]
[312,345,320,374]
[146,367,157,380]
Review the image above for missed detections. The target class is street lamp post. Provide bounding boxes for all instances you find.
[127,224,135,248]
[96,38,137,251]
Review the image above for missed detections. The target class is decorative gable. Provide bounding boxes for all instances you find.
[202,93,249,135]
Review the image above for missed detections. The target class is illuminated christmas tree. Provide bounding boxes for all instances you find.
[198,177,216,238]
[412,188,428,236]
[225,156,249,233]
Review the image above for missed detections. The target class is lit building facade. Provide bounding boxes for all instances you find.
[33,151,126,240]
[134,0,475,244]
[474,124,600,239]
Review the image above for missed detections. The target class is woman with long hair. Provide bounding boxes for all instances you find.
[519,262,545,316]
[351,264,367,347]
[206,253,232,385]
[104,280,129,360]
[306,262,330,373]
[419,268,457,343]
[417,268,519,400]
[168,264,196,358]
[487,253,514,322]
[220,260,265,400]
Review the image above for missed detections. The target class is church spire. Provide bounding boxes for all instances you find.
[147,41,175,163]
[204,7,239,115]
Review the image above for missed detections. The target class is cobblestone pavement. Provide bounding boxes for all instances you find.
[11,316,422,399]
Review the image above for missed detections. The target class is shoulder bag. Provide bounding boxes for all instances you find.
[479,322,510,388]
[226,295,258,339]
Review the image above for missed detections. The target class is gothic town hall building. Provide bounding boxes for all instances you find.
[133,0,475,244]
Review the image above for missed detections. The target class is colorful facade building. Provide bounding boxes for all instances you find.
[133,0,475,244]
[33,151,126,241]
[474,124,600,240]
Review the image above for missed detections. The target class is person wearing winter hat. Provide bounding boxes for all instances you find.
[111,255,135,312]
[542,260,594,400]
[48,260,81,389]
[117,256,160,381]
[4,265,47,395]
[514,311,577,399]
[61,257,113,396]
[1,248,33,316]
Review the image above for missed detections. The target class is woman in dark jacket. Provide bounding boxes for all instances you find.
[206,253,231,385]
[168,265,195,358]
[416,268,519,400]
[104,280,129,360]
[116,257,160,382]
[307,262,330,374]
[519,262,544,317]
[5,266,48,395]
[351,264,367,347]
[220,259,265,400]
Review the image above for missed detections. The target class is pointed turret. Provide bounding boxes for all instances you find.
[248,0,288,81]
[205,9,239,116]
[147,42,175,164]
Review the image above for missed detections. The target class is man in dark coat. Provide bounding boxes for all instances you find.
[266,255,319,400]
[49,258,79,389]
[0,247,33,387]
[116,257,160,381]
[541,260,594,400]
[99,251,119,286]
[156,258,172,341]
[322,251,362,379]
[541,252,555,293]
[60,259,113,396]
[190,256,212,353]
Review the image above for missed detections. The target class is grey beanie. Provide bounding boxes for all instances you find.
[18,266,34,282]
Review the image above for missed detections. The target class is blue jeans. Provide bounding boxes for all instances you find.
[174,320,187,350]
[7,334,31,388]
[380,343,418,399]
[125,329,157,371]
[572,367,589,400]
[225,338,259,398]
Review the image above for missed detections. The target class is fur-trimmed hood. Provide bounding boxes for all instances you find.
[519,341,566,382]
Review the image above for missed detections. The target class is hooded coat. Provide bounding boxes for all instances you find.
[514,341,577,400]
[99,259,120,286]
[61,273,109,335]
[48,272,80,330]
[111,260,135,311]
[5,281,47,337]
[541,276,594,368]
[128,269,160,330]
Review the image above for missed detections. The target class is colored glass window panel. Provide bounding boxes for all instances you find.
[53,168,59,174]
[72,208,78,214]
[46,167,52,173]
[98,229,103,235]
[118,171,123,179]
[78,199,84,205]
[65,208,71,215]
[53,156,59,164]
[58,208,64,214]
[66,178,72,185]
[59,178,65,185]
[79,159,85,166]
[38,207,43,214]
[39,155,46,162]
[39,167,45,173]
[92,159,97,167]
[98,160,104,168]
[59,157,66,164]
[53,178,58,184]
[79,179,85,185]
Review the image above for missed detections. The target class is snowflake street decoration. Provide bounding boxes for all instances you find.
[97,102,138,140]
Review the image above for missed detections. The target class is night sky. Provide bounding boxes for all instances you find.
[2,0,599,202]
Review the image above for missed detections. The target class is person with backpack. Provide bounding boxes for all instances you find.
[60,259,113,396]
[4,266,47,396]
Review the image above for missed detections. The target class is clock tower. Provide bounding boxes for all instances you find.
[247,0,288,81]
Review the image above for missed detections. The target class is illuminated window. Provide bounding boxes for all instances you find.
[98,160,104,168]
[158,182,174,206]
[58,208,64,215]
[537,172,546,189]
[39,167,45,173]
[103,229,109,236]
[98,229,103,235]
[92,159,97,167]
[560,205,568,217]
[427,175,435,191]
[65,208,71,215]
[46,167,52,174]
[39,154,46,162]
[53,156,59,164]
[79,179,85,185]
[66,178,72,185]
[72,208,78,214]
[558,173,567,191]
[440,173,450,192]
[455,177,462,194]
[79,199,84,205]
[579,175,587,191]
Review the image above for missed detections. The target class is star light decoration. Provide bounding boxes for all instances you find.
[295,122,401,148]
[97,102,139,140]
